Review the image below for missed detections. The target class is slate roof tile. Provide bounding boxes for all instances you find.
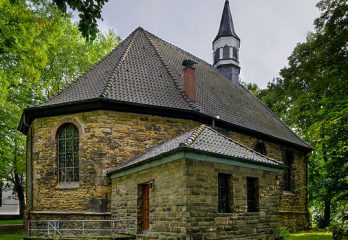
[32,27,310,149]
[113,125,282,172]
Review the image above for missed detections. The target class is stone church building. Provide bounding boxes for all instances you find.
[19,1,311,239]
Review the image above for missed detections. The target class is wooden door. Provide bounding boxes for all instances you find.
[141,184,150,231]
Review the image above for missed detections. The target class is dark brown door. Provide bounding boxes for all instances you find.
[141,184,150,231]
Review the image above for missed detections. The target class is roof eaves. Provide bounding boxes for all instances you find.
[107,145,283,178]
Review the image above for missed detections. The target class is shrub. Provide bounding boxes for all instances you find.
[331,223,348,240]
[280,226,290,239]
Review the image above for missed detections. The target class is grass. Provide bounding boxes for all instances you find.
[0,232,24,240]
[0,219,23,225]
[0,219,24,239]
[286,231,333,240]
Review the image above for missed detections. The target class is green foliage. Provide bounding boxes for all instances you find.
[330,222,348,240]
[53,0,109,41]
[0,0,120,216]
[280,226,291,239]
[257,0,348,227]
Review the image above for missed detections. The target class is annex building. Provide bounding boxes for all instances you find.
[19,1,311,239]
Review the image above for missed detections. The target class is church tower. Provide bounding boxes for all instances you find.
[213,0,240,84]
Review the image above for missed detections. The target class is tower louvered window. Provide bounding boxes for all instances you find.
[233,47,238,61]
[223,46,230,59]
[57,124,79,182]
[214,49,220,64]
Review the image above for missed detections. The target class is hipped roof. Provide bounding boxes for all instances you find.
[18,27,311,150]
[109,125,282,176]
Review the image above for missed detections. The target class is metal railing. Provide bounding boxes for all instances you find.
[28,219,136,237]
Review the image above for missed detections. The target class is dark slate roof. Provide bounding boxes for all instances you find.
[27,27,310,149]
[111,125,282,173]
[213,0,240,42]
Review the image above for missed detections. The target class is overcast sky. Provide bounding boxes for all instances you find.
[97,0,319,89]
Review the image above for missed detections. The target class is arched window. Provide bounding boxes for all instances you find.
[214,49,220,64]
[254,141,266,155]
[233,47,238,61]
[283,151,293,191]
[223,45,230,59]
[57,123,79,183]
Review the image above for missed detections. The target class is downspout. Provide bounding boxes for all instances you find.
[22,114,33,235]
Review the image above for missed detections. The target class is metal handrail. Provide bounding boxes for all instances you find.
[27,219,135,237]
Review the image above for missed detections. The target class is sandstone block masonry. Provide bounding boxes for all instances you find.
[111,158,282,239]
[26,110,308,232]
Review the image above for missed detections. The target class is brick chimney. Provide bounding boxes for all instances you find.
[182,59,197,102]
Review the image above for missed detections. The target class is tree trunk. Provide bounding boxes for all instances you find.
[14,172,25,218]
[323,198,331,228]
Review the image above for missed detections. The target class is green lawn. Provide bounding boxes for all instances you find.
[286,231,333,240]
[0,219,23,225]
[0,232,24,240]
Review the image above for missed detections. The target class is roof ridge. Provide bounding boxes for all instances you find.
[142,29,200,111]
[37,50,111,106]
[180,125,206,147]
[205,126,282,165]
[36,31,127,106]
[143,29,217,71]
[99,28,139,98]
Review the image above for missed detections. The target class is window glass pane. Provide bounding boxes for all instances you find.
[283,151,293,191]
[218,173,230,213]
[74,168,79,182]
[247,177,259,212]
[57,124,79,183]
[254,142,266,155]
[73,139,79,152]
[73,153,79,167]
[66,140,73,153]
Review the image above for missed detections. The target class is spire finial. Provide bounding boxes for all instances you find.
[213,0,239,42]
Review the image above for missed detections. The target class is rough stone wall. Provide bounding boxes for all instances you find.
[28,111,198,214]
[27,109,308,231]
[227,131,309,231]
[185,159,281,240]
[111,159,187,239]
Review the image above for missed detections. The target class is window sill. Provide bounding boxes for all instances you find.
[56,182,79,189]
[282,191,295,195]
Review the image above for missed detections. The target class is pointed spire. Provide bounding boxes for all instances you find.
[213,0,239,42]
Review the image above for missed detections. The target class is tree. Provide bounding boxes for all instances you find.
[0,0,120,217]
[53,0,109,41]
[258,0,348,227]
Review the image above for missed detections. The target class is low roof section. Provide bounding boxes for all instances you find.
[108,125,283,179]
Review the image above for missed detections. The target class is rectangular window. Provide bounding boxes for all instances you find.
[218,173,231,213]
[283,151,293,192]
[247,177,259,212]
